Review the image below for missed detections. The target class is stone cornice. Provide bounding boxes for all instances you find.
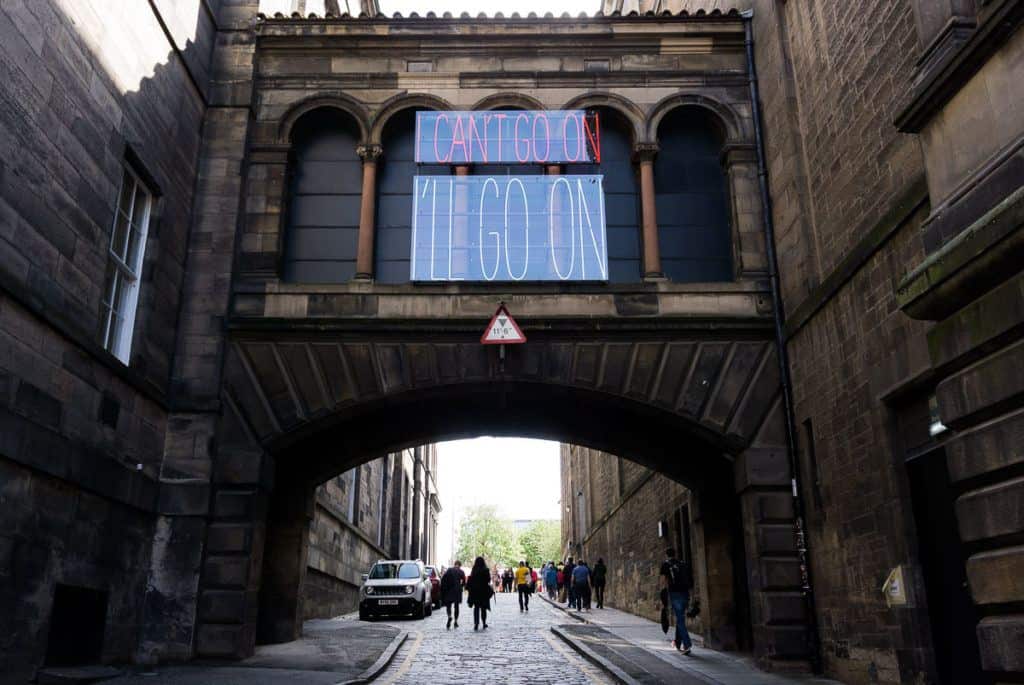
[895,0,1024,133]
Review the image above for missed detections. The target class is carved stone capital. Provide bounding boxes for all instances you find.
[633,142,659,162]
[356,144,383,161]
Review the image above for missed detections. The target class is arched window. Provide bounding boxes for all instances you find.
[566,108,641,282]
[655,108,733,282]
[283,108,363,283]
[375,109,450,283]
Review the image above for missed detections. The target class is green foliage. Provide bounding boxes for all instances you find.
[455,505,522,567]
[518,519,561,568]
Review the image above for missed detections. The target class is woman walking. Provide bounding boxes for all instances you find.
[467,556,493,630]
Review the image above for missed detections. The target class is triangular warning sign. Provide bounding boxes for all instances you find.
[481,304,526,345]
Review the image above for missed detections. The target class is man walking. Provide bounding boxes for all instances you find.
[660,548,694,654]
[592,557,607,609]
[572,559,592,611]
[515,560,532,612]
[563,557,575,608]
[440,560,466,629]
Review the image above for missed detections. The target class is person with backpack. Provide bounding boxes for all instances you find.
[515,560,532,612]
[660,547,694,654]
[592,558,607,609]
[439,560,466,630]
[466,556,493,630]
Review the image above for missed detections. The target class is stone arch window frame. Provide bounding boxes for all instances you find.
[645,93,766,281]
[240,95,372,281]
[366,94,455,283]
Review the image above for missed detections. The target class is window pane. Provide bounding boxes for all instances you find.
[111,271,131,317]
[107,313,125,353]
[100,303,114,350]
[111,211,131,260]
[126,217,146,273]
[118,174,135,220]
[102,262,118,307]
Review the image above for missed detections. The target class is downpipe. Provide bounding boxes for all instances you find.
[741,9,823,674]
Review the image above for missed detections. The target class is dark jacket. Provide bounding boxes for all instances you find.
[466,566,492,610]
[592,562,607,586]
[440,567,466,605]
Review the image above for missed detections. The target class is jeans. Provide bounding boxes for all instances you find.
[567,583,575,607]
[473,605,488,626]
[594,582,605,608]
[518,583,530,610]
[574,582,590,609]
[547,582,557,599]
[669,591,692,650]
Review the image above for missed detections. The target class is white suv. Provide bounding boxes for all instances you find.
[359,560,433,620]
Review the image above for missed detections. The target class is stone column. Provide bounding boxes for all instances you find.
[635,143,662,279]
[546,164,562,175]
[410,448,423,559]
[354,144,382,280]
[256,478,315,645]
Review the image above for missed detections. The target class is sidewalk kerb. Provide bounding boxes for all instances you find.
[337,629,408,685]
[550,625,638,685]
[538,592,588,623]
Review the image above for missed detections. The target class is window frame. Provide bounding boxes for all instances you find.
[101,165,152,365]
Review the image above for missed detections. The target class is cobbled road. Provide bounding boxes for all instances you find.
[372,592,614,685]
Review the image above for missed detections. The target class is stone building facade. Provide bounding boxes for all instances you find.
[302,446,440,620]
[559,1,1024,684]
[1,0,1021,684]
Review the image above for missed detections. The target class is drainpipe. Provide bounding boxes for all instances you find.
[741,9,823,674]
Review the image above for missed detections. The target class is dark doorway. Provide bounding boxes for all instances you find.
[907,448,991,685]
[45,584,108,666]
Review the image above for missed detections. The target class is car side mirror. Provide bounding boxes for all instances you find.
[361,573,369,581]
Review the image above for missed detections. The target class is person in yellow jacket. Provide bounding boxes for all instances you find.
[515,560,532,612]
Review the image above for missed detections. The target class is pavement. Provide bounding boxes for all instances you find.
[106,619,402,685]
[538,592,841,685]
[94,592,842,685]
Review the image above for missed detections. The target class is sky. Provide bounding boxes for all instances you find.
[434,437,562,565]
[260,1,598,16]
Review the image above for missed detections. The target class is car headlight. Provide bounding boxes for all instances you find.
[404,585,415,595]
[365,586,375,595]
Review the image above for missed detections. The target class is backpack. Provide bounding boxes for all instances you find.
[665,558,693,592]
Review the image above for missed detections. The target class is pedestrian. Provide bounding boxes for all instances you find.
[592,557,607,609]
[467,556,493,630]
[660,547,694,654]
[572,559,592,611]
[515,560,532,612]
[530,565,538,594]
[545,562,558,600]
[563,557,575,608]
[440,560,466,630]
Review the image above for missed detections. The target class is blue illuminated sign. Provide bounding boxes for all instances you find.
[415,111,600,165]
[411,175,608,282]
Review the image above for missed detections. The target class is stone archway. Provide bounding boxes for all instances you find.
[192,323,808,664]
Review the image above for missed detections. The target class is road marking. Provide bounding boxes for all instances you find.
[375,631,424,685]
[541,627,610,684]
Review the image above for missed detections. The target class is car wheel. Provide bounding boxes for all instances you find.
[419,599,429,619]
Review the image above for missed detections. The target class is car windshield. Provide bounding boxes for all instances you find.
[369,563,420,580]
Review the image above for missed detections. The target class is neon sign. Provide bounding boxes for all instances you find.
[415,110,600,165]
[410,175,608,282]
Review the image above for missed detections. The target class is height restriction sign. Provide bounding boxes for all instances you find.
[481,304,526,344]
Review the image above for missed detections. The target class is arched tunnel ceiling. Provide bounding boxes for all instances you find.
[221,333,783,491]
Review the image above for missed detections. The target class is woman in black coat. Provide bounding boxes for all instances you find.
[466,556,493,630]
[439,560,466,630]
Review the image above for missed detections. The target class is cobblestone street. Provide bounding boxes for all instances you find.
[371,595,614,685]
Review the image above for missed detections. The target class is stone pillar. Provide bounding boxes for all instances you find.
[692,487,743,651]
[354,144,382,280]
[635,143,662,279]
[721,144,764,278]
[546,164,562,175]
[410,448,423,559]
[256,479,315,645]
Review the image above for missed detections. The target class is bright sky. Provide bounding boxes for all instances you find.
[434,437,561,565]
[260,1,598,16]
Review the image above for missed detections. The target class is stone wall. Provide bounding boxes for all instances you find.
[561,445,704,637]
[0,0,215,680]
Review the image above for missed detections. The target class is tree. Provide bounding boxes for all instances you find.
[518,519,561,568]
[455,505,522,567]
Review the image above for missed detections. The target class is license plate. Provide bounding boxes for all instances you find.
[378,599,399,605]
